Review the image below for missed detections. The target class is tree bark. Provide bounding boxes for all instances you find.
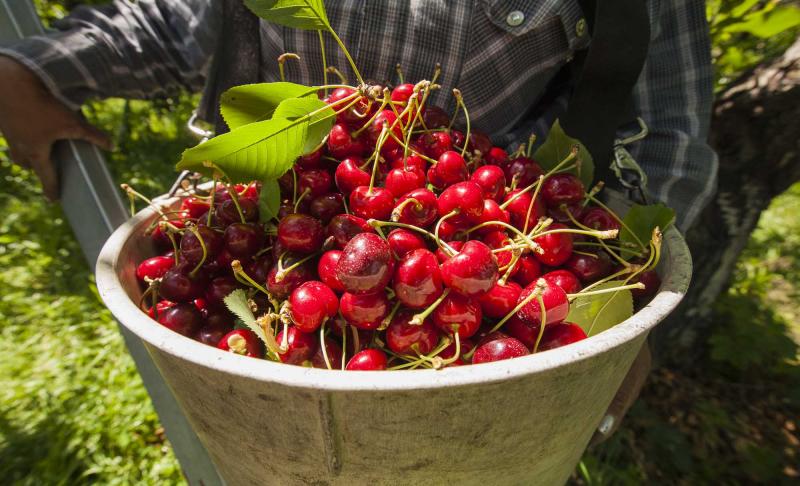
[654,38,800,362]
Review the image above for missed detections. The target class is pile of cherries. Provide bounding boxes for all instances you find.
[134,82,660,371]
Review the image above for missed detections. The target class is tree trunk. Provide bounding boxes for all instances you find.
[653,38,800,363]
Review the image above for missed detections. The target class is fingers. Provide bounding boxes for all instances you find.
[61,120,114,151]
[28,151,59,201]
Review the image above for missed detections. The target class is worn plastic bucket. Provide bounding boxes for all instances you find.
[96,191,691,486]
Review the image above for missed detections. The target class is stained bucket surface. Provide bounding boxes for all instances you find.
[96,193,691,486]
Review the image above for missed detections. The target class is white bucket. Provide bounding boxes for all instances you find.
[96,192,691,485]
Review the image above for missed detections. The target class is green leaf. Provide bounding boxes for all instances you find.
[220,82,317,130]
[566,281,633,336]
[258,179,281,223]
[727,6,800,38]
[243,0,330,30]
[176,97,333,182]
[619,203,675,249]
[533,119,594,187]
[223,289,269,344]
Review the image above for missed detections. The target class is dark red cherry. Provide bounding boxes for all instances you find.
[537,322,587,351]
[309,193,345,225]
[439,338,476,365]
[393,188,438,227]
[276,326,318,365]
[335,157,371,194]
[533,223,574,266]
[504,190,546,232]
[630,270,661,302]
[467,131,492,157]
[421,131,452,159]
[542,269,582,294]
[470,165,507,201]
[440,240,498,297]
[349,186,394,221]
[204,276,241,311]
[310,338,344,369]
[136,255,175,282]
[517,279,570,326]
[296,147,323,170]
[158,303,203,337]
[298,169,333,199]
[541,173,585,207]
[159,264,209,303]
[339,292,389,330]
[247,255,272,285]
[472,337,528,364]
[277,214,324,254]
[505,157,544,188]
[485,146,510,168]
[386,310,440,356]
[581,207,621,232]
[217,329,262,357]
[266,261,313,299]
[387,229,426,259]
[548,202,586,223]
[565,252,613,283]
[196,322,233,347]
[289,281,339,333]
[326,214,373,249]
[428,151,468,189]
[479,281,522,319]
[224,223,265,259]
[346,348,387,370]
[336,233,393,294]
[180,226,223,266]
[503,315,539,350]
[433,292,482,338]
[385,167,426,198]
[437,181,485,224]
[393,249,443,309]
[512,255,542,287]
[422,105,450,129]
[317,250,344,293]
[216,197,259,226]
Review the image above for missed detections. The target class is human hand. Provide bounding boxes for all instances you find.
[590,343,652,445]
[0,55,112,200]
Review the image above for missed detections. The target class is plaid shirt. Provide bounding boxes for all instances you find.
[0,0,717,229]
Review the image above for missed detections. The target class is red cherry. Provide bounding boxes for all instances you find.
[276,327,318,365]
[289,281,339,333]
[468,131,492,157]
[385,310,439,355]
[327,123,365,158]
[136,255,175,282]
[427,151,468,189]
[439,337,476,365]
[503,315,539,350]
[204,276,241,311]
[317,250,345,292]
[217,329,262,357]
[390,153,427,172]
[159,264,209,303]
[385,167,426,198]
[433,292,482,338]
[512,255,542,287]
[326,214,373,249]
[470,165,507,201]
[630,270,661,302]
[224,222,265,259]
[393,249,443,309]
[482,230,517,275]
[420,131,452,159]
[346,348,387,370]
[349,186,394,221]
[474,199,511,236]
[391,83,415,104]
[196,322,233,347]
[309,193,345,225]
[537,323,587,351]
[565,252,613,283]
[542,269,582,294]
[505,157,544,187]
[216,197,259,225]
[180,196,211,219]
[387,229,426,259]
[581,207,621,232]
[336,233,393,294]
[327,87,370,124]
[298,169,333,198]
[437,181,485,224]
[147,300,175,319]
[541,173,585,207]
[472,337,528,364]
[435,240,464,263]
[266,261,313,299]
[479,281,522,319]
[277,214,324,254]
[296,148,323,170]
[548,202,586,223]
[441,240,498,297]
[422,105,450,129]
[180,226,223,266]
[517,280,570,326]
[437,219,469,242]
[504,190,546,232]
[393,188,438,227]
[157,303,203,337]
[335,157,371,194]
[339,292,389,330]
[310,338,344,369]
[485,146,510,168]
[367,110,403,151]
[533,223,574,266]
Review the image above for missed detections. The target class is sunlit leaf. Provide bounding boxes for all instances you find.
[223,289,269,345]
[220,82,317,130]
[533,119,595,187]
[258,179,281,223]
[566,281,633,336]
[243,0,330,30]
[727,6,800,38]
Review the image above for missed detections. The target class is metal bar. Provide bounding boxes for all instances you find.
[0,3,222,485]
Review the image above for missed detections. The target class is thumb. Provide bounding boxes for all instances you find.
[61,120,114,151]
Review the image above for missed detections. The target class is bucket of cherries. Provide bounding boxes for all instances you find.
[95,1,691,483]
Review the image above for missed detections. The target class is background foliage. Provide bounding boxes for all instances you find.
[0,1,798,484]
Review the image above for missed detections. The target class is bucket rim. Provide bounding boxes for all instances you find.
[96,195,692,392]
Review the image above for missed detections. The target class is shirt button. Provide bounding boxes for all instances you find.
[506,10,525,27]
[576,18,587,36]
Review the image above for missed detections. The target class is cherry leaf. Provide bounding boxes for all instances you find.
[565,281,633,336]
[243,0,330,31]
[619,203,675,249]
[220,82,317,130]
[258,179,281,223]
[224,289,269,345]
[533,119,595,187]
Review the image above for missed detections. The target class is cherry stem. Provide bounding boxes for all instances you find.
[161,224,180,265]
[186,225,208,276]
[379,301,401,331]
[567,282,645,301]
[468,220,540,253]
[410,288,451,326]
[277,53,300,83]
[452,89,470,158]
[498,249,522,285]
[434,210,460,256]
[275,251,319,282]
[320,321,332,370]
[350,325,360,355]
[525,133,538,159]
[390,198,420,222]
[532,293,548,353]
[396,63,405,84]
[533,227,619,240]
[231,260,272,297]
[326,27,364,85]
[207,177,217,226]
[226,181,246,224]
[438,332,461,367]
[352,94,389,138]
[293,188,311,213]
[489,279,546,333]
[523,175,546,234]
[340,319,348,370]
[586,193,646,250]
[326,66,348,85]
[369,219,452,255]
[574,241,643,257]
[368,124,390,192]
[317,31,329,97]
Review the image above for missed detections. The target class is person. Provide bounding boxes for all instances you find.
[0,0,715,441]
